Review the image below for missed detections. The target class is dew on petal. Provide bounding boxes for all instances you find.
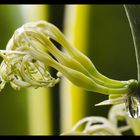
[125,95,140,118]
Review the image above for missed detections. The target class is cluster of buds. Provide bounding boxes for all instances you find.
[0,20,139,118]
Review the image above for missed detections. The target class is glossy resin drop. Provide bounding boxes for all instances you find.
[125,95,140,118]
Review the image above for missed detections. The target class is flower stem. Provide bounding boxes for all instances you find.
[124,5,140,82]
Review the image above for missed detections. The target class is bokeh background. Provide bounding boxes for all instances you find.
[0,5,137,135]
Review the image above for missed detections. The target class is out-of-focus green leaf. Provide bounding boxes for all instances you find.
[20,5,54,135]
[60,5,90,133]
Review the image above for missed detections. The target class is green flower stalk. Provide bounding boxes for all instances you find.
[0,20,138,117]
[123,5,140,118]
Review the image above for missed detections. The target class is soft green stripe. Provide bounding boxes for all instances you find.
[60,5,90,133]
[20,5,53,135]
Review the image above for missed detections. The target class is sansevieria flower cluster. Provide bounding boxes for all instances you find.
[0,20,139,118]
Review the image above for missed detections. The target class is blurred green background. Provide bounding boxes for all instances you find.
[0,5,136,135]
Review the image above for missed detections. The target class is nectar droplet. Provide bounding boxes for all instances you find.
[125,95,140,118]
